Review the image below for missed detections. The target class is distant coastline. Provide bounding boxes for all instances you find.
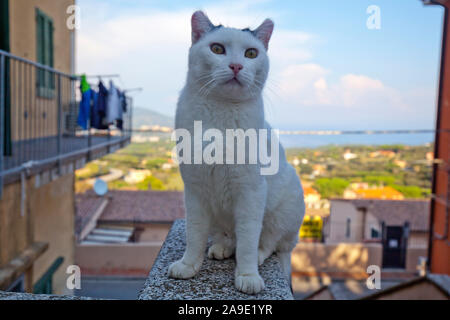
[279,133,434,148]
[132,108,434,148]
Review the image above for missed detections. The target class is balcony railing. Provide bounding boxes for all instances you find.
[0,49,132,196]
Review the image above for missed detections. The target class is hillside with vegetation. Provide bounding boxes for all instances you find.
[132,107,174,128]
[286,144,432,199]
[76,139,433,200]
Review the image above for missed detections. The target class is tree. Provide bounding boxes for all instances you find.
[390,185,424,199]
[313,178,350,198]
[136,176,165,191]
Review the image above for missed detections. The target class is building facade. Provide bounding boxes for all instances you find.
[0,0,131,294]
[0,0,76,295]
[328,199,429,270]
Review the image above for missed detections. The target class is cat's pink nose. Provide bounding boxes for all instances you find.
[229,63,243,75]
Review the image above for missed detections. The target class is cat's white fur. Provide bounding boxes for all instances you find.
[168,11,305,294]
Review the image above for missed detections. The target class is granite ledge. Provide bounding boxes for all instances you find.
[138,219,293,300]
[0,291,96,300]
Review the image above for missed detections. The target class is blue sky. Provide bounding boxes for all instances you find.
[76,0,444,132]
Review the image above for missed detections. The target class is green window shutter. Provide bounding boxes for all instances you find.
[43,17,49,90]
[49,19,54,89]
[49,20,54,67]
[36,11,44,89]
[35,8,54,97]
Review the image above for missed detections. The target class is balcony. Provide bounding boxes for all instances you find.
[0,49,132,194]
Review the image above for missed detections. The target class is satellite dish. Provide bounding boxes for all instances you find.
[93,178,108,196]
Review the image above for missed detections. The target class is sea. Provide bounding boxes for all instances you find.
[278,132,434,148]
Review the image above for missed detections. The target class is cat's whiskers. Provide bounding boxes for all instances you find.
[195,75,214,90]
[198,72,230,98]
[198,78,217,97]
[196,73,215,82]
[252,78,281,101]
[248,79,278,121]
[238,73,261,99]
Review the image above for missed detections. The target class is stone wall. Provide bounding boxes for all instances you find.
[138,220,294,300]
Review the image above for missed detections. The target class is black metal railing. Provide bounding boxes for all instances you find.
[0,49,132,195]
[33,257,64,295]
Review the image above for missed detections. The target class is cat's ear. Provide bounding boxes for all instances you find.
[191,11,214,44]
[254,19,274,50]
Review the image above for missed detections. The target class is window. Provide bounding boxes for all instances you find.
[36,8,54,98]
[345,218,351,239]
[371,227,380,239]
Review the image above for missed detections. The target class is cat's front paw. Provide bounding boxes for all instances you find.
[208,243,234,260]
[167,259,199,279]
[258,249,272,266]
[235,273,265,294]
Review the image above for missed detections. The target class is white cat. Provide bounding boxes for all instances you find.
[168,11,305,295]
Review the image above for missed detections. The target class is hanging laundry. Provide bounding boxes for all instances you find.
[97,80,108,117]
[80,74,91,93]
[92,80,109,130]
[116,119,123,130]
[119,91,128,113]
[77,74,93,129]
[90,90,103,130]
[107,80,121,124]
[77,87,92,130]
[116,89,125,130]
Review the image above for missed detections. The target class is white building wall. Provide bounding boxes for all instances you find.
[328,200,364,243]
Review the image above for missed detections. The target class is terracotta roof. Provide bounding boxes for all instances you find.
[76,190,185,228]
[75,191,106,237]
[304,187,320,196]
[335,199,430,231]
[351,186,404,200]
[98,190,185,223]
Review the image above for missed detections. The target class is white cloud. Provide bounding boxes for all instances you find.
[272,62,408,111]
[76,1,314,119]
[76,0,433,131]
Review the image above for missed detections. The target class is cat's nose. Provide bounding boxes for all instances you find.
[229,63,243,76]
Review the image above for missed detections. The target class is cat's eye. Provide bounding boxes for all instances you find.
[210,43,225,55]
[245,48,258,59]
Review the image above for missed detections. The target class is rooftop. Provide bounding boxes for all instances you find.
[361,274,450,300]
[75,191,107,238]
[349,186,405,200]
[304,186,320,196]
[75,190,185,235]
[99,190,185,224]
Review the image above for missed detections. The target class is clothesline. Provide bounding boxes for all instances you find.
[85,74,120,79]
[77,74,128,132]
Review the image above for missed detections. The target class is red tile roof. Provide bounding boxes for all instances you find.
[75,191,106,238]
[350,186,404,200]
[304,186,320,196]
[76,190,185,230]
[98,190,185,223]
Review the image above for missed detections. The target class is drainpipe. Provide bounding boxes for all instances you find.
[422,0,450,274]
